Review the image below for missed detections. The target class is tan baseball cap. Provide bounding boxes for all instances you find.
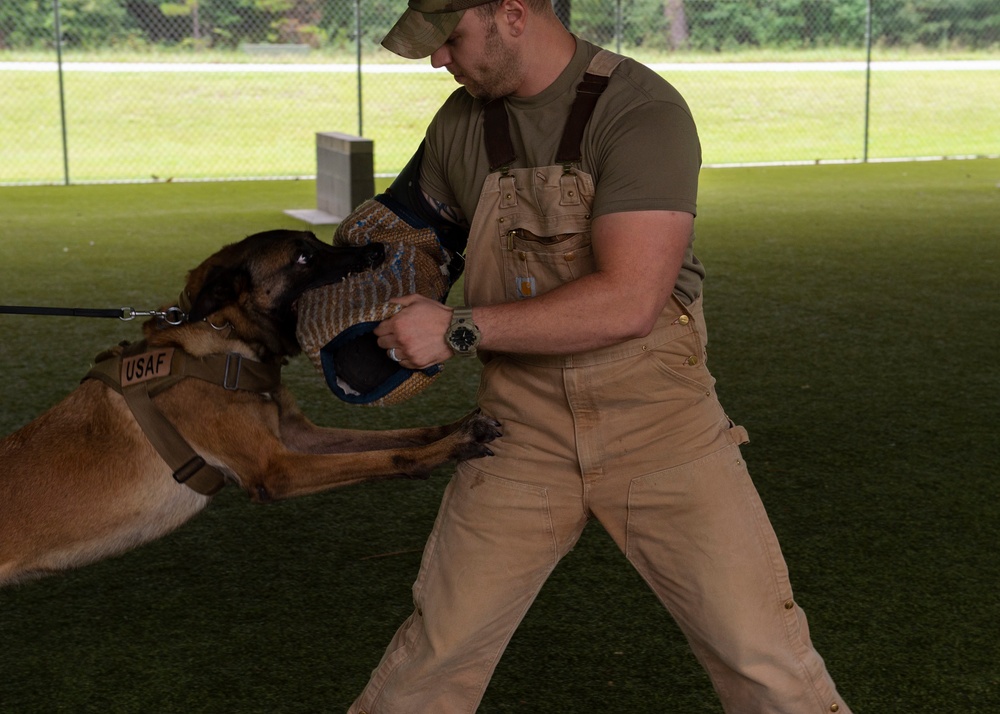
[381,0,497,59]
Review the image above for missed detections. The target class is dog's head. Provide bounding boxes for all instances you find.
[177,229,385,360]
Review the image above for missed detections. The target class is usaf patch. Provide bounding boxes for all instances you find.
[121,348,174,386]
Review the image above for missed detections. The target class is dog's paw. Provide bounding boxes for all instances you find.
[449,412,502,462]
[390,413,501,479]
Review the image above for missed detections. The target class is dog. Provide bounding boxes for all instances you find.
[0,229,500,587]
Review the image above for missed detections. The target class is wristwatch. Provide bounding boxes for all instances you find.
[444,307,481,357]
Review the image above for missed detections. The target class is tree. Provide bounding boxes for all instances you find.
[664,0,688,49]
[160,0,202,41]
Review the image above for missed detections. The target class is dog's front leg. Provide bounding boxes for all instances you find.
[273,387,478,454]
[222,411,501,502]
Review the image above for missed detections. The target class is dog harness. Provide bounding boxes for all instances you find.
[84,340,283,496]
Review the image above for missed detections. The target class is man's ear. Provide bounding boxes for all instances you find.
[501,0,527,36]
[187,266,247,323]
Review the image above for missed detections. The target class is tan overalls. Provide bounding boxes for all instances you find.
[351,52,851,714]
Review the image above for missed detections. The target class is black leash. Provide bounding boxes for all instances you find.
[0,305,186,324]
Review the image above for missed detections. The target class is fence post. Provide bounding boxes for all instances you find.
[863,0,873,163]
[53,0,70,185]
[285,132,374,225]
[615,0,623,54]
[355,0,363,138]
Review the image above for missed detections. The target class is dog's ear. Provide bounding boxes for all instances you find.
[187,266,248,323]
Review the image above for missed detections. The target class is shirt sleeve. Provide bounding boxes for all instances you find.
[589,99,701,218]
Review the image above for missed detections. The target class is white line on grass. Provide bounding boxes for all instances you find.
[2,60,998,73]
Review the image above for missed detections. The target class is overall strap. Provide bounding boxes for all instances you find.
[555,49,627,165]
[484,98,516,173]
[481,49,627,173]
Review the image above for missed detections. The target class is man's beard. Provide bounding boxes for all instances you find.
[463,19,522,101]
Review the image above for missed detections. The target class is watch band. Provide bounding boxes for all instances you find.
[446,306,481,357]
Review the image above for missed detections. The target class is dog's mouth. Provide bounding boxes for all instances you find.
[303,242,386,294]
[290,242,387,319]
[357,242,387,271]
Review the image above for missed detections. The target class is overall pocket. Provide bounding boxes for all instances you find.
[644,326,716,396]
[499,226,596,301]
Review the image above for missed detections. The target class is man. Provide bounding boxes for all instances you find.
[352,1,853,712]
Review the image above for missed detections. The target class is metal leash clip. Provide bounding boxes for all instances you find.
[119,306,187,325]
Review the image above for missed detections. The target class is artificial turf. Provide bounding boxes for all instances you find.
[0,159,997,712]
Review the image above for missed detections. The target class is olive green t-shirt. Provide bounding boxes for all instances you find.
[420,37,705,303]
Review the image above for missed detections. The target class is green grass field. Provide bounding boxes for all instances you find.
[0,159,998,712]
[2,63,997,183]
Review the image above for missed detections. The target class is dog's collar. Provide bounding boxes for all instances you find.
[84,341,283,496]
[178,290,191,313]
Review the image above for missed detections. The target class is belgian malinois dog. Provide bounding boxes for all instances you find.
[0,229,499,587]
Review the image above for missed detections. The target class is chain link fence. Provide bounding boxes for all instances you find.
[1,0,998,185]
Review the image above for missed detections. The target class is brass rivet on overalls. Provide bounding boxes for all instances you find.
[678,315,690,325]
[784,599,794,610]
[564,252,575,261]
[685,355,699,366]
[518,251,527,260]
[568,190,575,197]
[830,704,840,713]
[505,193,512,200]
[498,217,505,224]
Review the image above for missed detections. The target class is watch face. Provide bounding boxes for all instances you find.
[450,326,478,352]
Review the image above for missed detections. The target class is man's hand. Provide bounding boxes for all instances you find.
[375,294,455,369]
